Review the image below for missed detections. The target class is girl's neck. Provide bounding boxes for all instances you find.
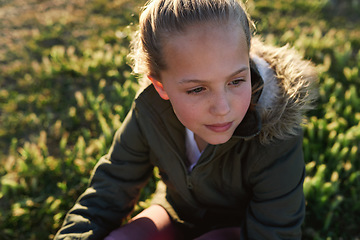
[194,134,208,152]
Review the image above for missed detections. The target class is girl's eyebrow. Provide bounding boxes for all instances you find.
[178,66,249,84]
[228,66,249,78]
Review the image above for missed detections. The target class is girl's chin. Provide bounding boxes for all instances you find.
[205,136,232,145]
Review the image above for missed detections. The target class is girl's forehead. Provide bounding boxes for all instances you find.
[160,22,249,82]
[163,22,248,56]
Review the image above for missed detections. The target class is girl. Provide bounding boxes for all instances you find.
[54,0,317,239]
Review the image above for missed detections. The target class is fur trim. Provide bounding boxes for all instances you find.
[251,37,318,144]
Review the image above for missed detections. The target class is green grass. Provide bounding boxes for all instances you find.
[1,0,359,239]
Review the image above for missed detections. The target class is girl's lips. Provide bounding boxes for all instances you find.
[205,122,233,132]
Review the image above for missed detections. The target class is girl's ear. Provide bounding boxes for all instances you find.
[148,75,169,100]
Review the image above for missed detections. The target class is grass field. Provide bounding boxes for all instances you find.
[1,0,360,239]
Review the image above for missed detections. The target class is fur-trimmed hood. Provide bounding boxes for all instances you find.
[251,37,318,144]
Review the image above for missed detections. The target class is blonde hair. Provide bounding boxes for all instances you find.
[130,0,254,80]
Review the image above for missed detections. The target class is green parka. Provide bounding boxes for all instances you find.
[54,38,317,239]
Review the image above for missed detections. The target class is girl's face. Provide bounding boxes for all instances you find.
[151,23,251,150]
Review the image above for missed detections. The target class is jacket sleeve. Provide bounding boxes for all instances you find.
[242,133,306,239]
[54,107,154,240]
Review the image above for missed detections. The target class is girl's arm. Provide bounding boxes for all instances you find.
[242,132,306,239]
[54,108,153,240]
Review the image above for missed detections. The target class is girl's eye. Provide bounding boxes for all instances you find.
[229,79,244,86]
[186,87,205,95]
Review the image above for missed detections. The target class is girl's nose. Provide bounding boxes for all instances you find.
[210,93,231,116]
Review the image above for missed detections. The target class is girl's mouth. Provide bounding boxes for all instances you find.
[205,122,233,132]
